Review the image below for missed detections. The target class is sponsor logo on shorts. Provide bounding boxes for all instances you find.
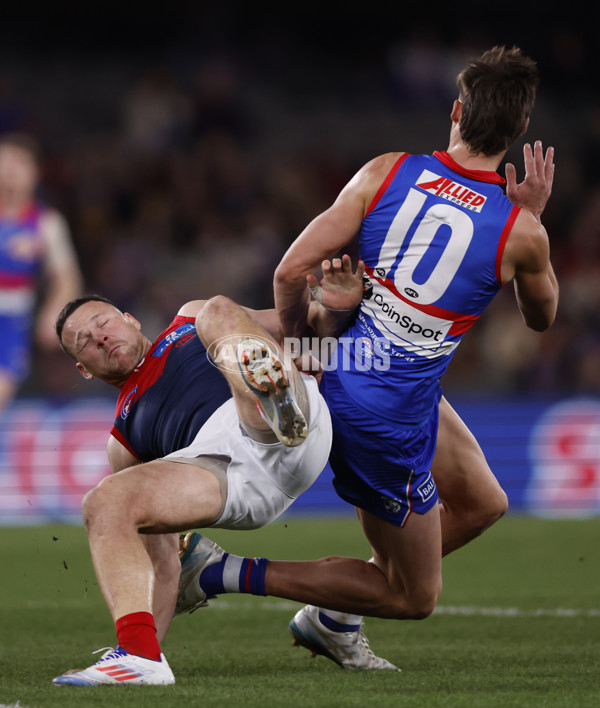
[121,386,137,419]
[380,495,404,514]
[417,472,436,503]
[416,169,487,212]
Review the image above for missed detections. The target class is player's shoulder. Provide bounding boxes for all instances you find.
[361,152,408,178]
[348,152,408,203]
[38,206,69,234]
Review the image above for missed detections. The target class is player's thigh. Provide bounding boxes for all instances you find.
[95,459,224,532]
[434,396,504,507]
[357,504,442,602]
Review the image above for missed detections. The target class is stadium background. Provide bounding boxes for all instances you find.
[1,4,599,523]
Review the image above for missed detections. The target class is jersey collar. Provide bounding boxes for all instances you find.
[434,150,506,185]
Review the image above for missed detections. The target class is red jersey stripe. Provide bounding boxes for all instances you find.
[433,151,506,185]
[495,204,520,285]
[365,154,410,217]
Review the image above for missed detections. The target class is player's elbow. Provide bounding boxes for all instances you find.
[525,316,552,332]
[524,304,557,331]
[274,260,306,289]
[522,294,558,332]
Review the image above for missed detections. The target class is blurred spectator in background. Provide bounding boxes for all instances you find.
[0,133,82,414]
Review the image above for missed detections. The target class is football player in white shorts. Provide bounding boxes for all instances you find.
[51,258,364,686]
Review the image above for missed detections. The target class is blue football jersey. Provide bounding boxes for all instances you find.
[0,201,47,379]
[332,151,520,425]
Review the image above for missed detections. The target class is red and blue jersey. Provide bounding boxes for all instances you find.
[111,316,232,460]
[0,201,46,314]
[332,151,519,425]
[0,201,47,379]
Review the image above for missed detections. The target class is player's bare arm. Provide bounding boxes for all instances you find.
[36,210,83,349]
[177,257,365,347]
[274,152,404,338]
[107,434,141,474]
[501,210,559,331]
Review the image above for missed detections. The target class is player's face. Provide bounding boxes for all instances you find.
[61,301,149,387]
[0,145,38,198]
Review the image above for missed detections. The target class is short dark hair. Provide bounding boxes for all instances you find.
[56,294,118,356]
[0,132,40,163]
[456,46,539,156]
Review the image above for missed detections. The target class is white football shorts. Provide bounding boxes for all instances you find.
[162,373,332,530]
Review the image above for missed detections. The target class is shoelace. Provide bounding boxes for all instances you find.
[92,646,123,662]
[355,630,378,660]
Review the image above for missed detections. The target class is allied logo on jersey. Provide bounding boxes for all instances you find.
[416,170,487,212]
[121,386,138,419]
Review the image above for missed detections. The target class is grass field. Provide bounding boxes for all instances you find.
[1,515,599,707]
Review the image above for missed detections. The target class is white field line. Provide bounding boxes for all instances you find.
[208,601,600,618]
[22,598,600,617]
[433,605,600,618]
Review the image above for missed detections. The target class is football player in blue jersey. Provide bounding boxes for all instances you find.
[271,44,558,664]
[51,258,366,685]
[0,133,82,418]
[176,46,558,671]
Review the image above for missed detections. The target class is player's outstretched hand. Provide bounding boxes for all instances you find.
[505,141,555,221]
[307,254,365,313]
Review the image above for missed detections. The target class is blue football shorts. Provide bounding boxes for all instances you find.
[319,368,439,527]
[0,314,31,381]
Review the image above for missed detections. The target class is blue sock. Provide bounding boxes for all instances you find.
[318,609,362,633]
[199,553,268,596]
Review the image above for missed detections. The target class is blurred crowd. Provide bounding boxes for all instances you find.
[4,23,599,399]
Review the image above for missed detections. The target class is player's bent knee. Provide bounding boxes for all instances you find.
[378,577,442,620]
[478,487,508,530]
[195,295,235,335]
[406,596,438,620]
[81,475,137,527]
[400,588,441,620]
[495,488,509,518]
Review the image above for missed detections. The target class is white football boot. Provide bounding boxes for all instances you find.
[237,336,308,447]
[176,531,225,615]
[52,646,175,686]
[289,605,400,671]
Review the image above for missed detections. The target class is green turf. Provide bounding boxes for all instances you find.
[1,516,599,707]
